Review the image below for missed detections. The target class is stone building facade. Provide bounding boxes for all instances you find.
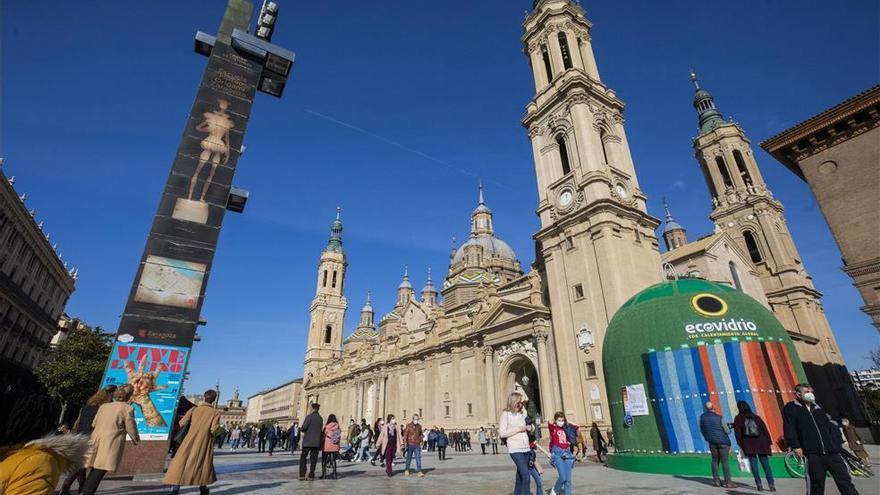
[760,85,880,331]
[219,388,247,427]
[248,378,302,427]
[298,0,861,429]
[0,164,76,389]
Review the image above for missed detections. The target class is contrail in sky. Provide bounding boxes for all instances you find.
[304,108,514,191]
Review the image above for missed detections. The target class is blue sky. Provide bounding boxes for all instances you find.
[2,1,877,403]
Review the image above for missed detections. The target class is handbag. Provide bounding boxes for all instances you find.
[736,450,751,473]
[173,422,190,444]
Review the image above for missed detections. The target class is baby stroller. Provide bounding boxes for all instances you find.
[338,442,357,462]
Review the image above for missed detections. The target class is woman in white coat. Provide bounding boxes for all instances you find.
[499,392,532,495]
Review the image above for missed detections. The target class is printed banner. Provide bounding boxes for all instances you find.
[626,384,650,416]
[100,341,189,440]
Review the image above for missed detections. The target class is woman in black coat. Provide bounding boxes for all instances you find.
[733,401,775,492]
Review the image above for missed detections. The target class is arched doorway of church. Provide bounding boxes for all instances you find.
[503,356,542,419]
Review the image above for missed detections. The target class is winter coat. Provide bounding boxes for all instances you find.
[322,422,341,452]
[0,434,90,495]
[783,400,841,455]
[403,422,423,447]
[590,426,606,451]
[163,404,221,487]
[498,411,529,453]
[86,401,140,472]
[375,422,403,453]
[842,424,868,458]
[72,404,100,435]
[733,412,772,456]
[478,430,488,444]
[699,411,731,446]
[436,432,449,448]
[300,412,324,449]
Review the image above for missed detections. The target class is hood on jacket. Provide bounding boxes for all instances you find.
[23,434,90,473]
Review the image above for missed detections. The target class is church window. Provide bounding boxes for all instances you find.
[733,150,752,185]
[558,32,573,70]
[742,230,763,263]
[467,403,473,415]
[557,135,571,176]
[324,325,332,344]
[564,236,574,250]
[573,283,584,300]
[445,405,450,417]
[322,270,327,287]
[599,128,610,165]
[700,159,718,198]
[419,408,423,417]
[585,361,596,378]
[332,270,337,288]
[540,44,553,81]
[715,156,734,188]
[729,261,742,290]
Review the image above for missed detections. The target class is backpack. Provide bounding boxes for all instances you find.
[330,426,341,445]
[563,423,578,446]
[743,417,760,438]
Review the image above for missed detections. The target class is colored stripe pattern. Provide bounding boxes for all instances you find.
[646,340,797,453]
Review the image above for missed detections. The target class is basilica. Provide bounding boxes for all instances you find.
[297,0,860,429]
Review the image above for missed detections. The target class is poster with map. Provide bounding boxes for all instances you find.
[101,341,189,440]
[134,255,206,309]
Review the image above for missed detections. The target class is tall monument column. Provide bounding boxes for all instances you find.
[97,0,295,474]
[483,345,497,421]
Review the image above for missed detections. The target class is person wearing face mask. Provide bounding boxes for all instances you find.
[547,412,578,495]
[375,414,403,477]
[783,383,860,495]
[498,392,532,495]
[403,414,425,477]
[370,417,385,466]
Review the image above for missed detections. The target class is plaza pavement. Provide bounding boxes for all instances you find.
[90,446,879,495]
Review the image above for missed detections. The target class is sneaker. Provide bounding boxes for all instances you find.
[298,477,305,481]
[417,472,425,478]
[404,470,411,476]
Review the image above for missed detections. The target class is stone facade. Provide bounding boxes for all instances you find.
[760,85,880,331]
[249,379,302,427]
[0,164,76,387]
[219,388,247,427]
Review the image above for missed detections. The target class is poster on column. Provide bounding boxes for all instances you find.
[625,383,650,416]
[100,341,189,440]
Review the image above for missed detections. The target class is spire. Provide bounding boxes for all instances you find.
[422,266,437,294]
[690,70,726,134]
[362,291,373,312]
[662,197,684,234]
[449,236,457,262]
[324,206,344,254]
[478,180,485,206]
[471,183,494,235]
[398,265,412,289]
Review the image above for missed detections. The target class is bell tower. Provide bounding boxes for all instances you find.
[523,0,662,424]
[689,73,858,419]
[304,207,348,375]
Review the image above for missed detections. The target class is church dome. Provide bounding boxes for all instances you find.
[452,234,518,265]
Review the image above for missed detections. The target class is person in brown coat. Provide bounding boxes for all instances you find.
[733,401,775,492]
[841,418,869,461]
[164,389,221,495]
[375,414,404,477]
[82,384,140,495]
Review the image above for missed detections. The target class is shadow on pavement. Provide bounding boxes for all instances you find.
[209,482,285,494]
[674,476,755,495]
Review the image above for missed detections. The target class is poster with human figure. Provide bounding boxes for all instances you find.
[172,98,236,224]
[101,341,189,440]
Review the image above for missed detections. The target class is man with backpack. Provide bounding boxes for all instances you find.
[699,402,733,488]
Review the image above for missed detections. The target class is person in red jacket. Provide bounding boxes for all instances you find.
[547,412,578,495]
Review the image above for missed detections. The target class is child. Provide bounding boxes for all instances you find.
[547,411,578,495]
[525,415,551,495]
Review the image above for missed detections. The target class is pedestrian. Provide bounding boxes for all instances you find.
[427,426,437,452]
[732,400,775,492]
[258,424,267,453]
[699,401,733,488]
[163,389,222,495]
[289,422,299,453]
[403,414,425,477]
[422,427,429,452]
[783,383,859,495]
[479,426,488,454]
[347,418,360,449]
[376,413,403,477]
[464,430,472,451]
[230,425,241,452]
[499,391,532,495]
[58,387,112,495]
[370,417,386,466]
[547,411,578,495]
[266,423,279,456]
[298,403,323,481]
[527,416,552,495]
[321,414,341,479]
[606,427,614,448]
[82,384,140,495]
[574,424,589,462]
[490,424,499,454]
[0,393,89,495]
[437,427,449,460]
[841,418,869,462]
[590,422,607,464]
[357,423,372,461]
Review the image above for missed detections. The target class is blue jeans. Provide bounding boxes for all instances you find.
[529,465,544,494]
[405,445,422,472]
[747,454,774,487]
[509,452,531,495]
[551,446,575,494]
[359,444,370,461]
